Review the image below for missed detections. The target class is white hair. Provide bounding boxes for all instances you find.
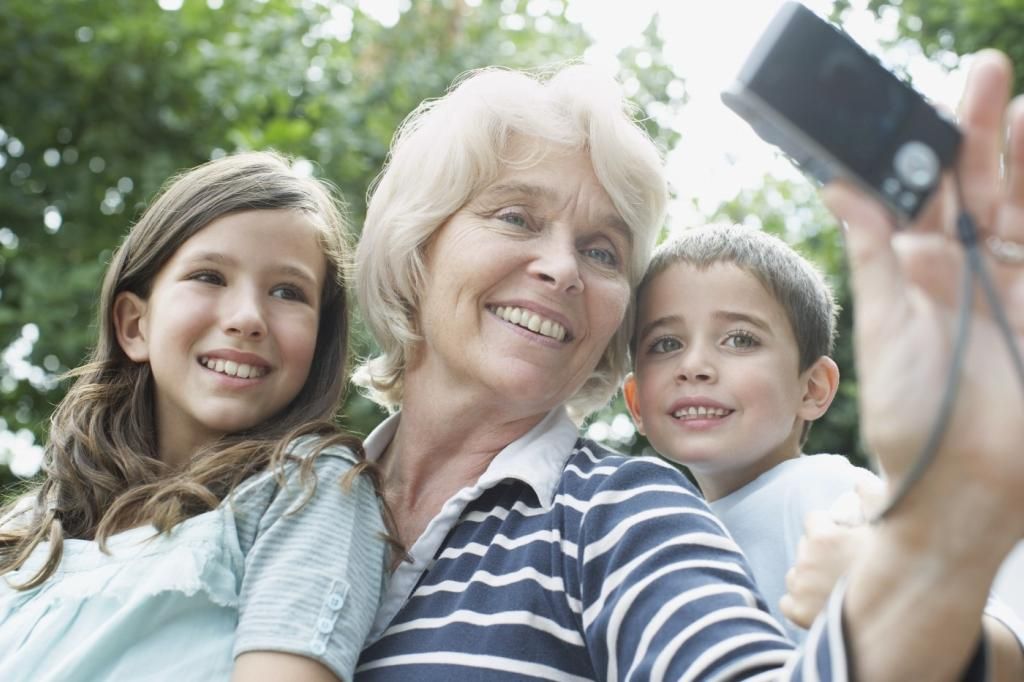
[354,64,668,419]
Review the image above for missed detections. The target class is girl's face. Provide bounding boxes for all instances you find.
[115,209,327,466]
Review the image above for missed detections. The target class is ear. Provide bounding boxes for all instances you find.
[797,355,840,422]
[113,291,151,362]
[623,372,646,436]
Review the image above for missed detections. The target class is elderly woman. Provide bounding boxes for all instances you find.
[353,54,1024,681]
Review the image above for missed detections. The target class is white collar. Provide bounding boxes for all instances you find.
[363,405,579,643]
[362,406,579,509]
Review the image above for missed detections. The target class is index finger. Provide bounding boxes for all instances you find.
[956,50,1014,229]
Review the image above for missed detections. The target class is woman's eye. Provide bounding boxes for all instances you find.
[497,210,529,228]
[649,336,682,354]
[271,284,308,303]
[189,271,224,285]
[582,247,618,267]
[724,331,759,349]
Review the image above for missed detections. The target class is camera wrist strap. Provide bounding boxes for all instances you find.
[874,172,1024,520]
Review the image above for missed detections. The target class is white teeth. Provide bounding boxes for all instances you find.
[200,357,267,379]
[492,306,568,341]
[672,406,730,420]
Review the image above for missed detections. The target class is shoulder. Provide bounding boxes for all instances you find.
[776,455,878,521]
[286,435,362,468]
[564,439,701,493]
[236,438,363,498]
[230,438,379,547]
[771,454,871,490]
[559,439,713,528]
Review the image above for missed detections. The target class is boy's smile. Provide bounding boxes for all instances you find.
[625,261,823,500]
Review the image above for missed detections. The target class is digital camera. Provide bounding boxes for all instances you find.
[721,1,961,220]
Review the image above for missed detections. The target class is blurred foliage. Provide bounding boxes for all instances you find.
[0,0,683,486]
[851,0,1024,93]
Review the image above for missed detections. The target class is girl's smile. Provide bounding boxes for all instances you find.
[115,209,326,466]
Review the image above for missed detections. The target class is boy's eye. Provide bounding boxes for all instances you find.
[724,331,760,349]
[271,284,309,303]
[649,336,683,354]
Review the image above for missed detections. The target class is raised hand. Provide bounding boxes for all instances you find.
[824,50,1024,537]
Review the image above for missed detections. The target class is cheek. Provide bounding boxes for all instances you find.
[590,279,631,337]
[281,314,321,376]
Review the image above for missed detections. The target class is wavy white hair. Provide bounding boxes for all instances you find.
[354,64,668,419]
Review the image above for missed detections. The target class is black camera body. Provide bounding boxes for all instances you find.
[721,2,961,220]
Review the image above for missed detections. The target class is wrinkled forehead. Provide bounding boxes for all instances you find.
[474,140,640,269]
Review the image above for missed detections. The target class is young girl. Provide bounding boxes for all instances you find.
[0,152,390,682]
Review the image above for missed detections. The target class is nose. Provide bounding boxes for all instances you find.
[222,288,268,339]
[676,343,716,383]
[529,234,583,293]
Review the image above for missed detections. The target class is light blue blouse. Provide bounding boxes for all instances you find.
[0,444,387,682]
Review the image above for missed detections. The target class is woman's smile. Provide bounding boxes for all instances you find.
[487,304,572,343]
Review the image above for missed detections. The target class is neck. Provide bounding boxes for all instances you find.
[157,432,205,471]
[693,441,801,502]
[381,378,553,547]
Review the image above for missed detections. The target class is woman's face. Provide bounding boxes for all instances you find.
[414,148,632,416]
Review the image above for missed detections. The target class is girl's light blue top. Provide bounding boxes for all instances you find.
[0,445,388,682]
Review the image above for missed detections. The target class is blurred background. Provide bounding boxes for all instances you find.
[1,0,1016,489]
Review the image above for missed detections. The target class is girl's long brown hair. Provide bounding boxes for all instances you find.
[0,152,400,588]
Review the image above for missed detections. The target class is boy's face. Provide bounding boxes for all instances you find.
[625,262,822,498]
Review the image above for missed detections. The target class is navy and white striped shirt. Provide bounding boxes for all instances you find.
[354,408,976,680]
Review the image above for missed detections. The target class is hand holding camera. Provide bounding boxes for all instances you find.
[725,3,1024,525]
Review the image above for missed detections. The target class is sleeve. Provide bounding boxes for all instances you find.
[232,448,388,681]
[574,455,858,681]
[983,595,1024,655]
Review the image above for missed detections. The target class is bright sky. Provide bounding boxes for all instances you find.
[0,0,971,476]
[568,0,968,230]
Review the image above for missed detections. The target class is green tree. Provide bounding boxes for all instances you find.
[856,0,1024,92]
[0,0,683,485]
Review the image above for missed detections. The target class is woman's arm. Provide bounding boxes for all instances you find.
[824,49,1024,681]
[233,652,341,682]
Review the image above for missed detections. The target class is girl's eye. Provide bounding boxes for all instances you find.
[189,271,224,285]
[724,331,760,350]
[582,247,618,268]
[649,336,683,354]
[271,284,308,303]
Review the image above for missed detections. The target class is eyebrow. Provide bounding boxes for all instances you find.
[636,314,682,346]
[481,182,633,248]
[636,310,774,344]
[713,310,773,333]
[184,252,320,286]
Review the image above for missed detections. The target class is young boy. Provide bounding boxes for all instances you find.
[623,223,878,642]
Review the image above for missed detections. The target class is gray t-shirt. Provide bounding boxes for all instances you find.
[230,442,389,678]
